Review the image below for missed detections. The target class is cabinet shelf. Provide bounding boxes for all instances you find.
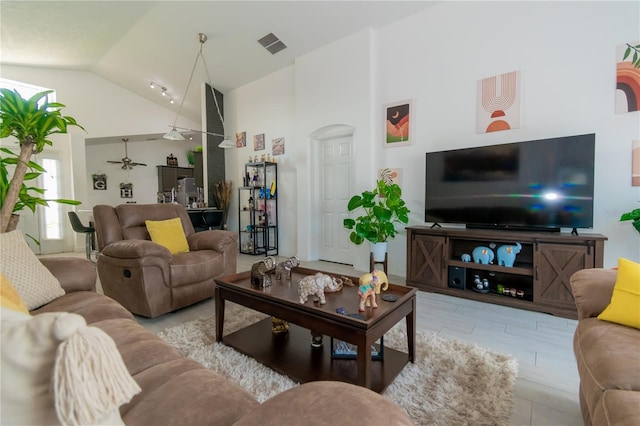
[406,226,607,319]
[448,260,533,276]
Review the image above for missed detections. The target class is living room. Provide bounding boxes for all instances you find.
[1,1,639,425]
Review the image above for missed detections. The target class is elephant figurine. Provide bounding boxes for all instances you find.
[298,273,344,304]
[497,242,522,267]
[461,253,471,262]
[250,256,277,287]
[274,256,300,280]
[357,270,389,311]
[472,246,494,264]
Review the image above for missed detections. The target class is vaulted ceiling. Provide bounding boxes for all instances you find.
[1,1,437,126]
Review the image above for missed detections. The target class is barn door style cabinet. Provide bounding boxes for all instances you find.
[406,226,607,318]
[238,161,278,256]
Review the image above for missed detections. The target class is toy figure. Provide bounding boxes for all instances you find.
[357,270,389,311]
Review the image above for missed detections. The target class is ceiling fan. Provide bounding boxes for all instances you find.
[106,138,147,170]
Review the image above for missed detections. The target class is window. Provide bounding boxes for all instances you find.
[0,77,55,102]
[40,157,63,239]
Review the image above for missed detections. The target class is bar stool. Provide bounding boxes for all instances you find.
[68,211,95,262]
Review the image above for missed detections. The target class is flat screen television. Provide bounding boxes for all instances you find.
[424,133,595,232]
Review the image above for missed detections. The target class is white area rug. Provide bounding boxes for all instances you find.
[158,304,518,425]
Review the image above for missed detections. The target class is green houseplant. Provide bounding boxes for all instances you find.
[620,208,640,235]
[343,180,410,259]
[0,89,84,233]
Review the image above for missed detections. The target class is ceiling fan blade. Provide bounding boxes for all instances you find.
[108,139,144,168]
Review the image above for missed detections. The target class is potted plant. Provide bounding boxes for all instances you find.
[0,89,84,233]
[620,208,640,235]
[343,180,410,260]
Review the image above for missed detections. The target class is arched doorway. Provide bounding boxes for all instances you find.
[309,124,355,264]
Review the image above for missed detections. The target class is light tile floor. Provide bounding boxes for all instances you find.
[50,252,583,425]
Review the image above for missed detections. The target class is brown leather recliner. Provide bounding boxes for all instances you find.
[93,204,238,318]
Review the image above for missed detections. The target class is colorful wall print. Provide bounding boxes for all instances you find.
[616,41,640,114]
[378,168,403,187]
[236,131,246,148]
[385,100,411,147]
[477,70,521,133]
[254,133,265,151]
[633,140,640,186]
[272,137,285,156]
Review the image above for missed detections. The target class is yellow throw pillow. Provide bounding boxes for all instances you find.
[145,218,190,254]
[0,274,29,314]
[598,258,640,329]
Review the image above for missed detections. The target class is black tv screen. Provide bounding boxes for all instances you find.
[425,134,595,231]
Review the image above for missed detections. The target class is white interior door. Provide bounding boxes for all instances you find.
[318,135,353,263]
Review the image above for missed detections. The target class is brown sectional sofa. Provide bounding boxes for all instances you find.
[34,257,414,425]
[570,268,640,426]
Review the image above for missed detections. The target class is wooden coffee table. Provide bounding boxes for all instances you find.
[214,267,416,393]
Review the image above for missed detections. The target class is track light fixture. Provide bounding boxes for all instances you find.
[163,33,233,148]
[149,80,174,104]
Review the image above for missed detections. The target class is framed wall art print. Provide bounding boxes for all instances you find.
[384,100,412,148]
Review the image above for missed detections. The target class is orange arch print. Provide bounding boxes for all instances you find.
[617,62,640,113]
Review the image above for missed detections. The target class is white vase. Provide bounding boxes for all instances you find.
[370,241,388,262]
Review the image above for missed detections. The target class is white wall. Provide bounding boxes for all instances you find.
[224,67,296,255]
[1,65,201,252]
[294,29,375,269]
[224,1,639,271]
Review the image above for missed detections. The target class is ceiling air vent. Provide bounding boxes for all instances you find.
[258,32,287,55]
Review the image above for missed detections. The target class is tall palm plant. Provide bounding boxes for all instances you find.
[0,89,84,233]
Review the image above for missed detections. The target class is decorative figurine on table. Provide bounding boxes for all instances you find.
[298,273,344,304]
[250,256,276,287]
[357,270,389,312]
[497,242,521,267]
[271,317,289,334]
[472,246,495,264]
[252,169,259,187]
[274,256,300,280]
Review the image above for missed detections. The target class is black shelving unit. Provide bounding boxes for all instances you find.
[238,162,278,256]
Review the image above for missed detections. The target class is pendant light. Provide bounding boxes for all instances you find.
[163,33,233,148]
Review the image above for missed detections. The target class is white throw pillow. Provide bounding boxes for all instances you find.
[0,307,141,425]
[0,230,65,310]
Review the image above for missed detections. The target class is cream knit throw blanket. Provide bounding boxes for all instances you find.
[53,314,141,426]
